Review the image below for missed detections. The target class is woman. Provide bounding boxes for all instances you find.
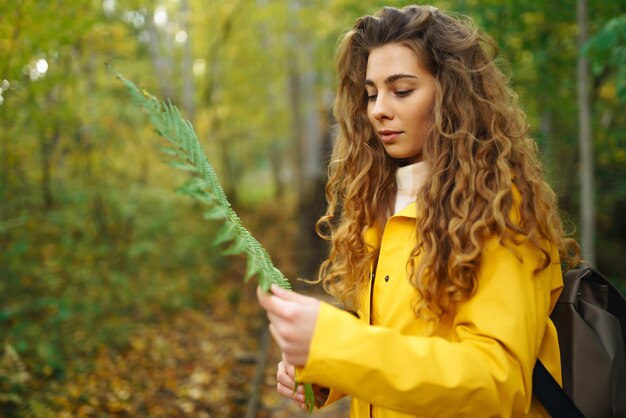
[258,5,578,417]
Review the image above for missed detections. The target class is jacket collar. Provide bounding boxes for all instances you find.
[394,201,418,219]
[364,201,418,251]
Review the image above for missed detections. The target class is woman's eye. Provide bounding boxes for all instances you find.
[395,90,413,97]
[367,94,377,102]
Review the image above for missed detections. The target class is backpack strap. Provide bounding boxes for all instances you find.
[532,359,586,418]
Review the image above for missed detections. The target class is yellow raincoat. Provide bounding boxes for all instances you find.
[297,202,564,417]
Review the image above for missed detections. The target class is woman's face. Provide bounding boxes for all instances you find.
[365,43,437,163]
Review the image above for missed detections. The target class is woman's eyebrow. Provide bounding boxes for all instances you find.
[364,73,418,86]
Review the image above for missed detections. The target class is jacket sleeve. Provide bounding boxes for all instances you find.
[296,239,561,417]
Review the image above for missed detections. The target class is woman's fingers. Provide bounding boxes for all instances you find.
[258,285,317,319]
[256,286,275,311]
[276,359,306,406]
[277,381,306,401]
[270,284,316,305]
[268,323,286,349]
[258,288,295,321]
[276,361,298,389]
[278,383,306,406]
[281,353,295,377]
[258,286,320,366]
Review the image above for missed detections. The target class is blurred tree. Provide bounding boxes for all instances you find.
[451,0,626,277]
[578,0,595,266]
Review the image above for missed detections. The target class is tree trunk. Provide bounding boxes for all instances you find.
[180,0,195,122]
[288,57,304,201]
[577,0,595,266]
[1,4,25,204]
[201,2,240,204]
[244,318,271,418]
[302,44,322,185]
[203,2,239,106]
[269,143,285,200]
[146,7,175,101]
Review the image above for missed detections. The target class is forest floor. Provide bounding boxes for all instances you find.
[38,281,350,417]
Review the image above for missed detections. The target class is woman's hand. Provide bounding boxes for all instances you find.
[277,353,331,410]
[257,284,320,366]
[276,353,307,409]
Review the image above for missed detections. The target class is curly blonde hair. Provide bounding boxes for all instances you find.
[315,5,578,319]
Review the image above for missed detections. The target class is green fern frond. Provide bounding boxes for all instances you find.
[113,70,290,292]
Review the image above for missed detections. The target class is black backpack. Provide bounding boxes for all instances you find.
[533,267,626,418]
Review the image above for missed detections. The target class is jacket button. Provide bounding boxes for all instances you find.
[384,275,390,282]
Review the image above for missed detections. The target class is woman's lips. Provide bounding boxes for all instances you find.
[378,130,402,143]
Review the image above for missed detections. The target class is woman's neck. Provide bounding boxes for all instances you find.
[393,161,428,215]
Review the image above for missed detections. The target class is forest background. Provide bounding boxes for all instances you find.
[1,0,625,417]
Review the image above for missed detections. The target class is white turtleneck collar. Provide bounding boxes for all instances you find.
[393,161,429,215]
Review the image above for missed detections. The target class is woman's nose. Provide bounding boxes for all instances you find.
[371,95,393,120]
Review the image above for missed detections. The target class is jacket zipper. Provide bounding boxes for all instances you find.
[369,270,376,326]
[369,270,376,418]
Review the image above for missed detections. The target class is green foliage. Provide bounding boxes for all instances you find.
[0,184,224,414]
[584,14,626,102]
